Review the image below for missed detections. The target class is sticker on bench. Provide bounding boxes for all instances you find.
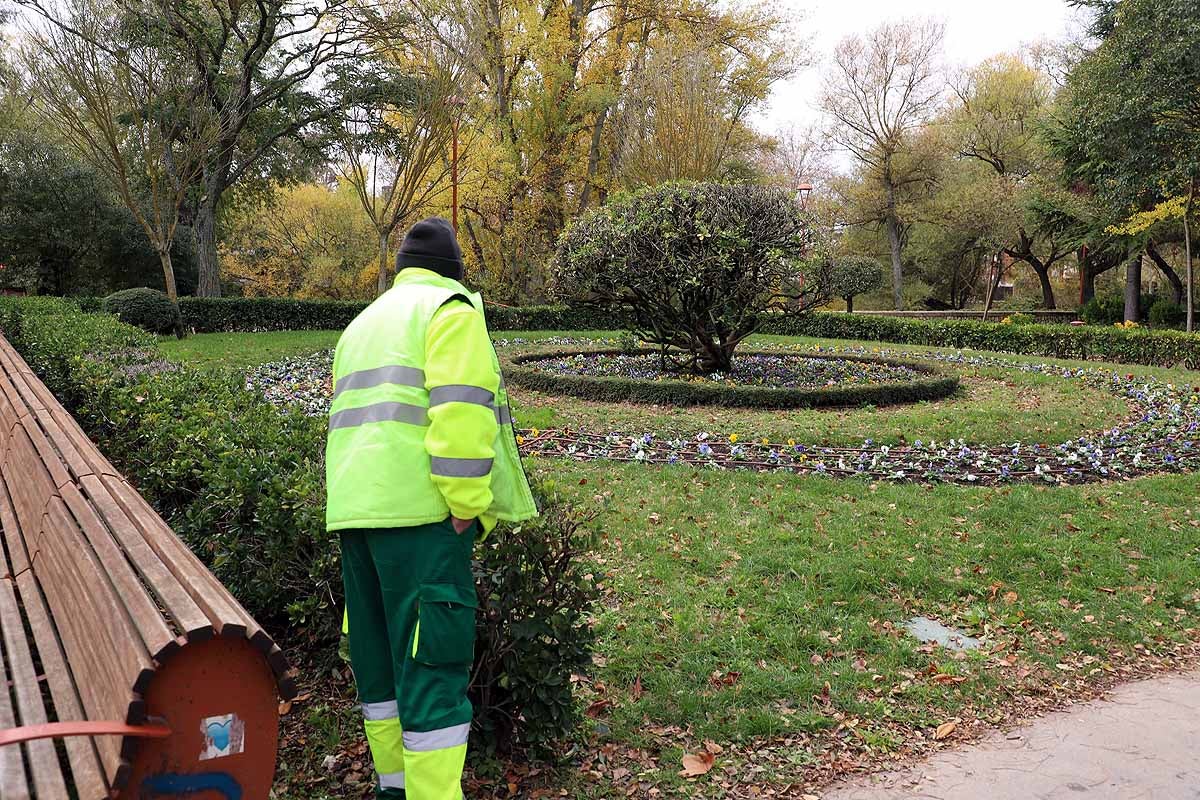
[200,713,245,760]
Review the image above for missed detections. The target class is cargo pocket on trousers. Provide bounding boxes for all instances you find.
[414,582,478,666]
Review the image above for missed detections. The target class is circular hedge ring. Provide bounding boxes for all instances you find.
[502,348,960,409]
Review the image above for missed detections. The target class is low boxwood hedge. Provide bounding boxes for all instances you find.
[166,296,632,333]
[169,299,1200,369]
[765,313,1200,370]
[0,296,598,755]
[504,348,961,409]
[47,295,1200,369]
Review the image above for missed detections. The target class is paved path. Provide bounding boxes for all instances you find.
[823,672,1200,800]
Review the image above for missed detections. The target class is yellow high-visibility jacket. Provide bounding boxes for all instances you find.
[325,268,537,535]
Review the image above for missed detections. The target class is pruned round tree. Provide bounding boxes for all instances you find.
[551,182,829,373]
[830,255,885,312]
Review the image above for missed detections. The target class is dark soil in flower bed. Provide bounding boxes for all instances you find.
[502,349,961,409]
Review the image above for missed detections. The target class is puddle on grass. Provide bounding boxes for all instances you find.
[904,616,980,651]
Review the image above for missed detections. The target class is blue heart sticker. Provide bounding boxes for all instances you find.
[206,720,231,752]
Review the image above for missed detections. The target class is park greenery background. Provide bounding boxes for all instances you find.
[1,0,1199,797]
[0,0,1196,325]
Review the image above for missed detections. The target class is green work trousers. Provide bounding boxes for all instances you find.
[340,521,477,800]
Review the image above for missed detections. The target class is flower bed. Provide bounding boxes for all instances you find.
[243,338,1197,487]
[502,348,961,409]
[518,346,1199,486]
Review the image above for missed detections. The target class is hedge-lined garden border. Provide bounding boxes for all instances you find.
[503,348,961,409]
[72,294,1200,369]
[169,297,632,334]
[770,314,1200,370]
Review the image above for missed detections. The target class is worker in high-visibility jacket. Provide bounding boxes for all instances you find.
[326,217,538,800]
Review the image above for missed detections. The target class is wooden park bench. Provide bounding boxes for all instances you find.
[0,334,297,799]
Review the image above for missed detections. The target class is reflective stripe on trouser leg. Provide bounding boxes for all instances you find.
[402,724,469,800]
[362,701,405,793]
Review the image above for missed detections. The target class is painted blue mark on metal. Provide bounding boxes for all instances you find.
[140,772,243,800]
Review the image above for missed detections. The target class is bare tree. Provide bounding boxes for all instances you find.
[19,0,217,300]
[821,20,945,310]
[759,123,830,189]
[327,51,463,295]
[19,0,385,297]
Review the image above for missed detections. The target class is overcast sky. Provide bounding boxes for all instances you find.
[760,0,1088,144]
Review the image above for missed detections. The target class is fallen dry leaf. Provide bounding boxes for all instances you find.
[931,673,968,684]
[709,670,742,688]
[934,721,958,740]
[584,699,613,718]
[680,751,716,777]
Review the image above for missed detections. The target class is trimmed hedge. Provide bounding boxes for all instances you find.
[168,296,632,333]
[504,348,960,409]
[0,297,598,755]
[102,287,183,335]
[40,296,1200,369]
[764,313,1200,370]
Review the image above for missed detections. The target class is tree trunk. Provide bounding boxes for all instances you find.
[577,105,611,214]
[884,183,904,310]
[1123,254,1142,323]
[377,230,391,296]
[845,295,854,313]
[1081,264,1098,305]
[982,252,1003,322]
[194,183,222,297]
[1079,248,1095,305]
[949,260,960,309]
[158,248,178,302]
[1145,242,1185,304]
[1186,184,1194,333]
[1030,258,1057,309]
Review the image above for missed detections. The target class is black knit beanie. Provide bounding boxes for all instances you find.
[395,217,464,281]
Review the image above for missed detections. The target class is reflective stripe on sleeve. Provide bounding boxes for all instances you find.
[495,405,512,426]
[430,456,493,478]
[379,771,406,789]
[402,723,471,752]
[429,384,495,408]
[362,700,400,721]
[329,402,428,430]
[333,365,426,398]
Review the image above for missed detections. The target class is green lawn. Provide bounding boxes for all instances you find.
[163,328,1200,796]
[533,460,1199,795]
[159,329,342,369]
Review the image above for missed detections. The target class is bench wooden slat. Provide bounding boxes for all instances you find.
[0,478,108,799]
[0,506,71,800]
[20,417,73,492]
[50,406,123,479]
[80,475,214,644]
[3,427,57,540]
[36,498,153,775]
[0,390,17,451]
[31,410,98,486]
[59,484,182,663]
[0,356,46,416]
[0,602,31,800]
[101,476,255,640]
